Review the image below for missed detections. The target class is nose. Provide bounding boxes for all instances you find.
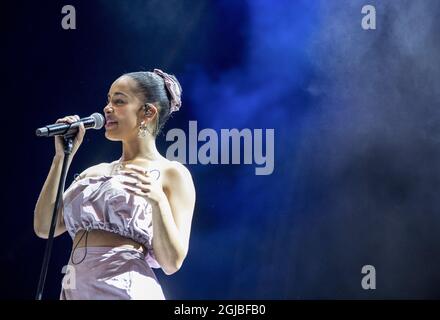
[103,104,113,114]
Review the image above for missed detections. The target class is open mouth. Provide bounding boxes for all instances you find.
[105,121,118,128]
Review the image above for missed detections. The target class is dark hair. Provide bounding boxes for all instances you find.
[124,71,182,136]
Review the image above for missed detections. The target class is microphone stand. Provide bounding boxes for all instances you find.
[35,134,75,300]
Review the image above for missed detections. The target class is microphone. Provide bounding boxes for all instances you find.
[35,113,105,137]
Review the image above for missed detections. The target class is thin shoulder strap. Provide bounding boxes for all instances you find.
[149,169,161,181]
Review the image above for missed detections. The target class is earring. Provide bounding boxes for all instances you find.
[138,122,148,138]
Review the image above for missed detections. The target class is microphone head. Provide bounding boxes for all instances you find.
[91,113,105,129]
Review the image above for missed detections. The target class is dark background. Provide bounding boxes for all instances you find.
[1,0,439,299]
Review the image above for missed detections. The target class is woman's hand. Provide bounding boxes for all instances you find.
[118,164,167,205]
[54,115,85,158]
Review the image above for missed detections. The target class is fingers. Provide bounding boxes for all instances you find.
[55,115,84,137]
[124,164,149,175]
[121,181,150,191]
[117,174,152,196]
[123,188,149,198]
[117,175,139,185]
[78,122,85,134]
[118,170,151,184]
[77,119,85,137]
[114,165,158,199]
[56,115,80,124]
[120,182,150,197]
[54,115,83,155]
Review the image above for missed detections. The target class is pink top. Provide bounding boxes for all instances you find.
[62,171,161,268]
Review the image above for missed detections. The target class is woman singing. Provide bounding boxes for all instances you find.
[34,69,196,299]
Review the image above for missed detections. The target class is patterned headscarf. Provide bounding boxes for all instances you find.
[153,68,182,113]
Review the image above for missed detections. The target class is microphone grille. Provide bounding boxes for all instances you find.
[91,113,105,129]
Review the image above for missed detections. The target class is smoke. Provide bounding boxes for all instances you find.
[181,0,322,298]
[188,0,440,298]
[288,0,440,298]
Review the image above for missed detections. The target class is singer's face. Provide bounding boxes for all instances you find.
[103,76,146,141]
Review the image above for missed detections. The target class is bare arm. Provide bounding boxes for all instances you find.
[33,115,85,239]
[33,155,72,238]
[151,162,196,275]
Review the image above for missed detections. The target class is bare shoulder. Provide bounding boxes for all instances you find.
[160,160,196,218]
[162,159,195,192]
[163,160,193,181]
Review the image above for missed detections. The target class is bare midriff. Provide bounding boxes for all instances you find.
[73,229,146,253]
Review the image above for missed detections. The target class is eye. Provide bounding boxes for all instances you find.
[113,99,125,105]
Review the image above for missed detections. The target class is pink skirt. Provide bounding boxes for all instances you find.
[60,246,165,300]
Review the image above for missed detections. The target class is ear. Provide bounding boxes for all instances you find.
[143,103,158,120]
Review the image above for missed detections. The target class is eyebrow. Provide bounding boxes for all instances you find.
[107,92,129,98]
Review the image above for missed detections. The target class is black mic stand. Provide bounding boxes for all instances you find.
[35,133,75,300]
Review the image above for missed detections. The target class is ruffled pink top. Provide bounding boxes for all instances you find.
[62,171,161,268]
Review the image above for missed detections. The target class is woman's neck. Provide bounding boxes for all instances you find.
[120,136,160,162]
